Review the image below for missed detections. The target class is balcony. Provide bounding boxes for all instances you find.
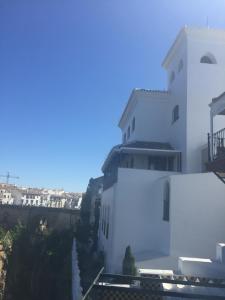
[102,142,182,191]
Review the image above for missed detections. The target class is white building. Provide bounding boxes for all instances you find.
[99,27,225,276]
[0,184,22,205]
[0,183,82,209]
[22,189,44,206]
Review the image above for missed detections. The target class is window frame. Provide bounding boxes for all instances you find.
[132,117,135,132]
[178,59,183,72]
[123,133,127,144]
[127,126,131,139]
[170,71,175,84]
[163,181,170,222]
[172,105,179,124]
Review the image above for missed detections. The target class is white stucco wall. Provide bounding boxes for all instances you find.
[100,168,178,273]
[170,172,225,259]
[100,171,225,274]
[132,92,170,143]
[120,90,170,144]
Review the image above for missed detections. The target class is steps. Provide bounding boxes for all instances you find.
[214,172,225,184]
[178,242,225,279]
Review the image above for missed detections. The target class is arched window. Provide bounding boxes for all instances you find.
[170,71,175,84]
[200,53,217,64]
[178,59,183,72]
[172,105,179,123]
[163,181,170,222]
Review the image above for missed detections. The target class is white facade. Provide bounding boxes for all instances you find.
[0,184,22,205]
[119,27,225,173]
[99,27,225,276]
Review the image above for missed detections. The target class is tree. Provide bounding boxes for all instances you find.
[122,246,137,276]
[91,198,101,253]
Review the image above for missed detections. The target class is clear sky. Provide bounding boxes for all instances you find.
[1,0,225,192]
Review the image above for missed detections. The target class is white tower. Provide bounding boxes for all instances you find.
[163,27,225,173]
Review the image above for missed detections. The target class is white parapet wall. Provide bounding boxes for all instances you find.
[178,257,225,279]
[138,268,174,276]
[216,243,225,264]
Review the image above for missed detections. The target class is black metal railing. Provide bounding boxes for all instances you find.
[82,272,225,299]
[208,128,225,161]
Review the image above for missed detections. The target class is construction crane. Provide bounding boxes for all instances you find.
[0,172,19,184]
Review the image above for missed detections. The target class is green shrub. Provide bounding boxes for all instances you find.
[122,246,137,276]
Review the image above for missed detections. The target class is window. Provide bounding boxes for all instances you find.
[163,181,170,221]
[178,59,183,72]
[123,133,126,144]
[106,223,109,239]
[170,71,175,84]
[130,157,134,168]
[172,105,179,123]
[106,206,110,239]
[127,126,130,139]
[101,206,104,231]
[168,157,174,171]
[148,156,174,171]
[148,156,167,171]
[200,53,217,64]
[132,117,135,132]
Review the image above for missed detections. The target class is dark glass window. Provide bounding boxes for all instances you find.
[168,157,174,171]
[123,133,126,143]
[148,156,167,171]
[132,117,135,132]
[163,181,170,221]
[106,223,109,239]
[178,59,183,72]
[127,126,131,139]
[172,105,179,123]
[170,71,175,83]
[130,157,134,168]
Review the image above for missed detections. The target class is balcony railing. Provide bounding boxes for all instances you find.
[208,128,225,161]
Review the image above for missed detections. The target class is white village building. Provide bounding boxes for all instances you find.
[98,27,225,277]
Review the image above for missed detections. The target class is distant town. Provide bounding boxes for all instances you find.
[0,182,82,209]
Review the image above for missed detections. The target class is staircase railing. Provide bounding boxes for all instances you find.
[208,128,225,161]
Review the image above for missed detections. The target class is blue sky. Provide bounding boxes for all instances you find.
[1,0,225,191]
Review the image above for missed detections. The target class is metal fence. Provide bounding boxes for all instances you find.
[82,271,225,300]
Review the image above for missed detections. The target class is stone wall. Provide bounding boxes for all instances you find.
[0,204,80,231]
